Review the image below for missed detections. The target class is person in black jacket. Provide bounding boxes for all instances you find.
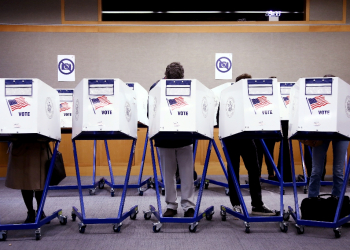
[223,73,276,216]
[150,62,195,217]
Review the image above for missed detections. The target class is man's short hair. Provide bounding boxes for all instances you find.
[235,73,252,82]
[165,62,184,79]
[324,74,335,77]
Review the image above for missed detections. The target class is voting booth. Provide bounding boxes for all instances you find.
[288,77,350,140]
[149,79,215,140]
[57,89,74,128]
[218,78,287,232]
[72,78,137,140]
[278,83,295,121]
[0,78,60,141]
[126,82,148,126]
[71,78,138,234]
[287,77,350,237]
[219,78,282,140]
[0,78,66,241]
[211,82,232,126]
[145,79,215,233]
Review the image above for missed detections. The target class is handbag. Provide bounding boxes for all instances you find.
[300,194,350,222]
[45,144,66,186]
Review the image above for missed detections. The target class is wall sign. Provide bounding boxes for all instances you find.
[215,53,232,80]
[58,55,75,81]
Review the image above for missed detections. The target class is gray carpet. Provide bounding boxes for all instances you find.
[0,175,350,250]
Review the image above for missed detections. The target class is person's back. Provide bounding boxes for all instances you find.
[150,62,195,217]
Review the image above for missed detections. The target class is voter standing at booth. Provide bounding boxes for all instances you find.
[308,75,349,198]
[223,73,276,216]
[5,141,50,223]
[149,62,195,217]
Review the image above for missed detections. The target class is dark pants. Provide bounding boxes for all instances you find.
[254,139,276,176]
[224,138,263,208]
[304,145,326,180]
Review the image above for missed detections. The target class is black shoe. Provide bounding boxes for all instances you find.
[163,209,177,217]
[268,175,279,181]
[24,210,36,224]
[251,204,276,216]
[184,208,195,217]
[37,210,50,224]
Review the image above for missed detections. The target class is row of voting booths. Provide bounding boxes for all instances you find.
[0,76,349,239]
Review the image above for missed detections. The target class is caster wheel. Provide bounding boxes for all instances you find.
[59,216,68,225]
[161,189,165,196]
[245,227,250,233]
[280,222,288,233]
[334,228,341,238]
[283,212,290,221]
[220,210,226,221]
[71,213,76,221]
[189,224,198,233]
[113,225,122,233]
[111,192,115,197]
[153,225,161,233]
[144,213,151,220]
[283,189,285,195]
[225,188,229,196]
[98,180,105,189]
[204,182,209,189]
[130,212,138,220]
[79,225,86,234]
[245,180,249,184]
[296,225,304,234]
[35,233,41,241]
[89,189,95,195]
[303,189,308,194]
[139,190,143,196]
[205,213,213,221]
[0,232,7,241]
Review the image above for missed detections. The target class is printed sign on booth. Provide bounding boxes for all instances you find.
[58,55,75,81]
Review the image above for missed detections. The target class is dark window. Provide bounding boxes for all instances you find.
[102,1,306,22]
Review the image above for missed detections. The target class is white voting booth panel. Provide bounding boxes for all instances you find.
[279,82,295,121]
[219,78,282,139]
[57,89,74,128]
[288,77,350,140]
[149,79,214,140]
[72,78,137,140]
[126,82,148,126]
[0,78,60,141]
[211,82,232,126]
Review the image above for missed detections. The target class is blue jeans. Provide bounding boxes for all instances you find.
[308,140,349,198]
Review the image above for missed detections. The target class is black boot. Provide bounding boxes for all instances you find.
[24,210,36,223]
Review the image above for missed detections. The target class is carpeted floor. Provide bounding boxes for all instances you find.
[0,175,350,250]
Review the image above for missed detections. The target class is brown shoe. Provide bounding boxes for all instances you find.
[184,208,195,217]
[163,209,177,217]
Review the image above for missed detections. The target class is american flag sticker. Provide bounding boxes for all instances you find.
[90,95,112,112]
[167,97,188,111]
[283,96,290,106]
[60,102,71,112]
[7,97,30,112]
[307,95,330,110]
[250,96,272,110]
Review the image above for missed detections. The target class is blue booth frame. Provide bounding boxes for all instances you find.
[219,138,288,233]
[71,137,139,234]
[288,140,350,238]
[48,130,152,197]
[144,139,215,233]
[0,141,67,241]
